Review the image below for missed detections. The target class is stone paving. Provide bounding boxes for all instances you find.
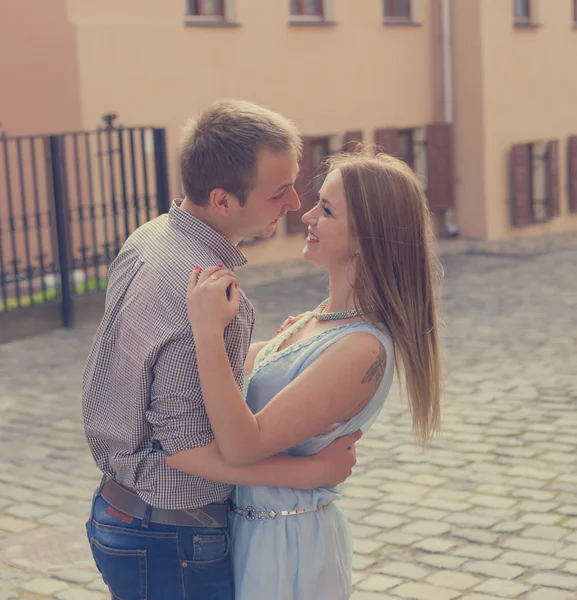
[0,241,576,599]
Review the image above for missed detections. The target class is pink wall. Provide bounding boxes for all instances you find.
[0,0,82,136]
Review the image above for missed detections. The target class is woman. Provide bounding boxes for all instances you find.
[185,149,442,599]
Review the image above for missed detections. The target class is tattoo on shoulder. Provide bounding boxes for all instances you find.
[361,344,386,385]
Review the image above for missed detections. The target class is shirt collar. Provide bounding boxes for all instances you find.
[168,200,248,269]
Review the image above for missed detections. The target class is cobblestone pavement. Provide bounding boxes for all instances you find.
[0,244,576,600]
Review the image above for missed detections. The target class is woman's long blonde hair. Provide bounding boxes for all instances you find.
[326,149,443,445]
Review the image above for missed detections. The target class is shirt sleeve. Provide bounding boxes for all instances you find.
[145,271,250,456]
[146,332,215,455]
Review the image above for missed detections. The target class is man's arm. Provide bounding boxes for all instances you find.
[165,433,361,489]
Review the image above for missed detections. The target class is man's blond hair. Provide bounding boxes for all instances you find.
[180,99,302,207]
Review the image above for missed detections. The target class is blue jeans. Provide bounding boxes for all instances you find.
[86,493,234,600]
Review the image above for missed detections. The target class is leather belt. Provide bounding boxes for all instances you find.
[100,478,229,528]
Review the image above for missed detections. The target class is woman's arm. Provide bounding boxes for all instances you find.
[165,432,361,489]
[187,267,385,467]
[196,328,385,466]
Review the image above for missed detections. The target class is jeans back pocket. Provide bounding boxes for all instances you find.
[91,538,147,599]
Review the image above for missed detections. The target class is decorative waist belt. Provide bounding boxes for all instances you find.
[232,502,332,522]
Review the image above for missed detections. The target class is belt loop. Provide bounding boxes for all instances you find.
[141,502,152,529]
[89,474,106,523]
[97,474,108,496]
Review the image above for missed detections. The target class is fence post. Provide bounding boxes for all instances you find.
[45,135,74,328]
[152,128,171,215]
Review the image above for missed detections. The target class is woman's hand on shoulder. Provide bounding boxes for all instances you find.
[186,265,239,335]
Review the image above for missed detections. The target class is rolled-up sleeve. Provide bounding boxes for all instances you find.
[146,335,214,455]
[145,274,250,456]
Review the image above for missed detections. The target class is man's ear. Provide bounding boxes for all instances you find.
[209,188,238,216]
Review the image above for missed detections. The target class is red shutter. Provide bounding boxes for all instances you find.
[287,137,314,234]
[374,128,399,155]
[568,136,577,213]
[343,130,363,152]
[547,140,560,218]
[427,123,454,212]
[510,143,532,227]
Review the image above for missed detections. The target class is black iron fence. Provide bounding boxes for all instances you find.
[0,116,170,330]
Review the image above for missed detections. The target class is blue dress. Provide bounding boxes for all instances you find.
[231,314,395,600]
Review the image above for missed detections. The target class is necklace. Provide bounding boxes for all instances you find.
[311,298,374,321]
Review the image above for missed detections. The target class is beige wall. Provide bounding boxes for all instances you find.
[66,0,438,135]
[479,0,577,239]
[0,0,82,136]
[3,0,576,261]
[0,0,84,283]
[451,0,488,238]
[64,0,439,262]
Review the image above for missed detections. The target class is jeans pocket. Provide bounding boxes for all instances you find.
[190,529,230,566]
[90,538,147,600]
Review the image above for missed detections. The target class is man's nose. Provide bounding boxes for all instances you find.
[285,188,300,212]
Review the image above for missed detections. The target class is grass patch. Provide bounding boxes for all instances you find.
[0,276,107,312]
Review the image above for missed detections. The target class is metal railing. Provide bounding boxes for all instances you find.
[0,115,170,327]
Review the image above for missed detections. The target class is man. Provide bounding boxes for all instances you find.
[82,99,360,600]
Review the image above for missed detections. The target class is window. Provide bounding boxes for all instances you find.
[384,0,411,20]
[568,136,577,212]
[290,0,324,17]
[397,129,415,168]
[310,138,330,172]
[510,140,559,226]
[186,0,225,18]
[514,0,531,23]
[287,136,331,233]
[342,131,363,152]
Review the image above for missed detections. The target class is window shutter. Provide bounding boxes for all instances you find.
[427,123,454,212]
[547,140,560,218]
[568,136,577,213]
[342,131,363,152]
[510,143,532,227]
[374,128,399,155]
[287,137,314,234]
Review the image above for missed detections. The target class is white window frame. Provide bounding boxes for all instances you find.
[513,0,540,26]
[289,0,334,23]
[184,0,236,23]
[383,0,423,25]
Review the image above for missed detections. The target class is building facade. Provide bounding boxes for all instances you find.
[1,0,576,266]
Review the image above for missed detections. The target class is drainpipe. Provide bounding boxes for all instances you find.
[440,0,459,237]
[441,0,453,123]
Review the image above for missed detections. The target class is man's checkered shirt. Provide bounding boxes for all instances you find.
[82,201,255,510]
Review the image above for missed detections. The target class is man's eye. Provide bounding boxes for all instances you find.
[271,191,285,200]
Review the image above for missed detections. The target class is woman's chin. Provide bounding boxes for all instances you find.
[302,245,320,266]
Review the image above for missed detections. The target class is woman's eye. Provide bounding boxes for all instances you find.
[322,206,332,216]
